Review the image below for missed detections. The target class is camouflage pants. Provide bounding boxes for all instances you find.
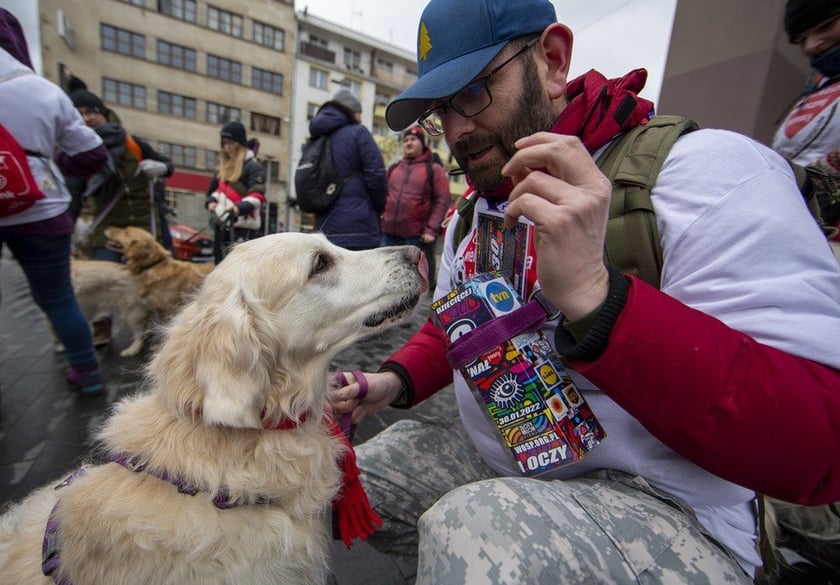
[356,418,751,585]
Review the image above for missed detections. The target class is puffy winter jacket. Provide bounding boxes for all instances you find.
[307,104,386,250]
[381,149,450,239]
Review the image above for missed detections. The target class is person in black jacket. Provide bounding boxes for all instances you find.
[306,89,387,250]
[205,121,267,264]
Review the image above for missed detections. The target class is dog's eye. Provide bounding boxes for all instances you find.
[310,253,332,277]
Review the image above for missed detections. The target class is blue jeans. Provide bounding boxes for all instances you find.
[1,226,97,370]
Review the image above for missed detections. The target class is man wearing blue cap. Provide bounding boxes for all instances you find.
[331,0,840,583]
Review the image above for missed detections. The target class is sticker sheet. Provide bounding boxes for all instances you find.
[432,273,605,475]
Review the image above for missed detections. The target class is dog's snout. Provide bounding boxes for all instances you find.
[399,245,421,265]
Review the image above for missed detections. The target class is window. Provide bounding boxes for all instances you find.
[376,58,393,72]
[251,68,283,95]
[308,35,328,48]
[205,149,218,170]
[343,48,361,71]
[207,6,243,37]
[206,102,241,125]
[251,113,282,136]
[207,55,241,83]
[157,40,196,72]
[158,142,197,168]
[344,79,361,96]
[253,21,285,51]
[158,0,196,22]
[102,78,145,109]
[100,24,145,58]
[306,102,319,120]
[157,91,196,119]
[118,0,145,6]
[309,67,328,90]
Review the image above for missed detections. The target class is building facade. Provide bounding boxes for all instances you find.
[34,0,297,231]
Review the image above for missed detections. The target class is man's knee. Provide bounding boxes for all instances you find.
[416,476,750,585]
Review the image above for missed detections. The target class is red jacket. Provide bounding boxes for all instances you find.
[381,149,451,239]
[385,275,840,505]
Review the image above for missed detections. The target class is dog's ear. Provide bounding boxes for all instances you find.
[126,239,158,269]
[164,282,276,429]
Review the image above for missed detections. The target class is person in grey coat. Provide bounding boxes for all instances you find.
[307,89,387,250]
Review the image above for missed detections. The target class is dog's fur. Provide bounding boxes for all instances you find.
[70,259,152,357]
[0,233,427,584]
[105,226,214,318]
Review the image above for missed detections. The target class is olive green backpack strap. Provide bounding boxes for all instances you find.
[451,190,478,251]
[595,115,699,287]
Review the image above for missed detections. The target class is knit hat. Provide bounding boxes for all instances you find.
[405,125,427,147]
[784,0,840,43]
[220,121,248,147]
[332,88,363,114]
[385,0,557,130]
[69,89,108,115]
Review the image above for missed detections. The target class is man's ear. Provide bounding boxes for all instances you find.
[539,23,574,100]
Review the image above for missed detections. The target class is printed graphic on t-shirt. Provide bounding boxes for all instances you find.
[782,83,840,139]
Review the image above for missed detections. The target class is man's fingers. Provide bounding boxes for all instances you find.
[503,132,604,188]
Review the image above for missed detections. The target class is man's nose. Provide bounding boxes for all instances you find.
[441,108,477,145]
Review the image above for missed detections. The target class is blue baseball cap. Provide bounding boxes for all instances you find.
[385,0,557,131]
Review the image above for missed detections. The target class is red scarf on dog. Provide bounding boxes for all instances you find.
[474,68,655,200]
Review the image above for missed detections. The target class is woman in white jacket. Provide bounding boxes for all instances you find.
[0,8,109,395]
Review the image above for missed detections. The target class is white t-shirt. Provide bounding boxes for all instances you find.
[772,76,840,172]
[437,128,840,575]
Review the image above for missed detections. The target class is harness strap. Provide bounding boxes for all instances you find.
[109,453,273,509]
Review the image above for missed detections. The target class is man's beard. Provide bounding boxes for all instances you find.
[450,56,557,192]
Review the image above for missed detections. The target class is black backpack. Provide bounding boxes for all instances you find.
[294,133,348,213]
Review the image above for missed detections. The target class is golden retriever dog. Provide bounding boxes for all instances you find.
[105,226,214,318]
[70,259,152,357]
[0,233,427,585]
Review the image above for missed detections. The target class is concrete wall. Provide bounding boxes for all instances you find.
[658,0,811,146]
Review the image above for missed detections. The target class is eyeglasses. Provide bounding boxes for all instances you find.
[417,37,538,136]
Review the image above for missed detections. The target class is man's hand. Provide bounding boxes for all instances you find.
[501,132,612,321]
[330,370,403,425]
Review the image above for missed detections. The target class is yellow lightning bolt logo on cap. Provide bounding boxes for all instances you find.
[418,22,432,60]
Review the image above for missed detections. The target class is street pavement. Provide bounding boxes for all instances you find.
[1,252,837,584]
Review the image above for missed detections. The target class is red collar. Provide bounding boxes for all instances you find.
[261,412,307,430]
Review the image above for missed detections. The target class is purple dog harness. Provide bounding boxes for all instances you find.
[41,453,276,583]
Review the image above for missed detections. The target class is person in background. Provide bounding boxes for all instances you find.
[307,88,387,250]
[0,8,109,396]
[69,89,173,262]
[205,121,267,264]
[329,0,840,583]
[772,0,840,227]
[381,125,450,290]
[69,88,173,347]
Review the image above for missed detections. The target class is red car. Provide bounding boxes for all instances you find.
[168,223,214,263]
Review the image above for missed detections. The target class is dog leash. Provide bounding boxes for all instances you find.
[333,370,368,441]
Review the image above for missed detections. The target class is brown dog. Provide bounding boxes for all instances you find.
[105,226,213,318]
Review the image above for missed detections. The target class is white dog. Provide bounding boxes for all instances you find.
[0,233,428,585]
